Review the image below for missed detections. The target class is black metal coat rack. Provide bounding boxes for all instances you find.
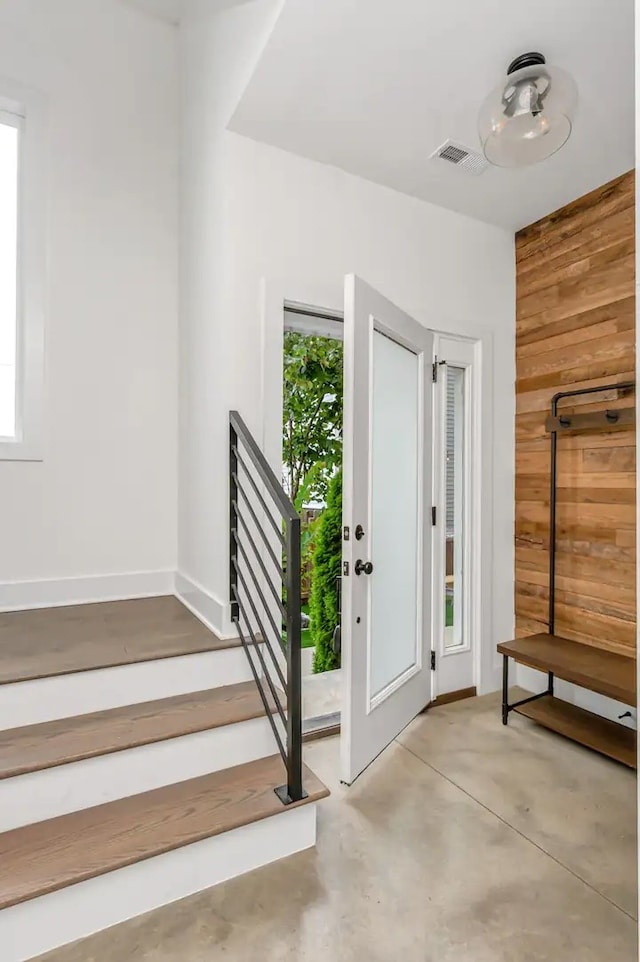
[546,380,635,636]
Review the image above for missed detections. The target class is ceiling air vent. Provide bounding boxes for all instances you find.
[430,140,489,175]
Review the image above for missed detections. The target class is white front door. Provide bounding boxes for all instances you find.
[341,275,434,785]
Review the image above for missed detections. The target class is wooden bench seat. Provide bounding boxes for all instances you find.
[498,633,637,769]
[498,633,636,707]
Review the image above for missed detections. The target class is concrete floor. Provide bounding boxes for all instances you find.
[303,667,341,720]
[38,692,638,962]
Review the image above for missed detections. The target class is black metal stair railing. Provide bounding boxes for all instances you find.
[229,410,305,805]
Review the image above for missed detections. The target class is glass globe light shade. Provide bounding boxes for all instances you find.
[478,58,578,168]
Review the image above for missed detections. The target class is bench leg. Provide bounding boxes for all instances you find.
[502,654,509,725]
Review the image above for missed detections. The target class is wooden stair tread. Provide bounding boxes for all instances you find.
[0,682,274,780]
[498,633,636,706]
[0,754,329,910]
[0,597,238,685]
[514,693,636,769]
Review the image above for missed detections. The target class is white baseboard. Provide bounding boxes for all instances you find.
[0,647,255,730]
[0,715,277,832]
[0,570,238,645]
[1,802,317,962]
[514,665,637,730]
[175,571,236,639]
[0,570,175,612]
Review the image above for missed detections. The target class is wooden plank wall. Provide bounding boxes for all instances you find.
[515,171,636,659]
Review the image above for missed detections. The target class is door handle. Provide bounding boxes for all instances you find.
[354,559,374,576]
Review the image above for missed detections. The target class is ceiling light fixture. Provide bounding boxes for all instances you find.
[478,52,577,168]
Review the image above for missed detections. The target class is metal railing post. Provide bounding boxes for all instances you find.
[275,515,306,804]
[548,394,559,637]
[229,422,239,623]
[229,410,306,806]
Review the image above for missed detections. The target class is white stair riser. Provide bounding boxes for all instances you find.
[0,715,278,831]
[0,647,255,730]
[1,802,317,962]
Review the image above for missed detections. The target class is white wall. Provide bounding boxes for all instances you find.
[178,0,284,631]
[179,1,516,681]
[0,0,179,600]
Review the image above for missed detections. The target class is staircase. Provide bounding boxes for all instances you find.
[0,414,323,961]
[0,595,327,961]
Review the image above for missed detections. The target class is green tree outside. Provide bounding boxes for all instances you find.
[309,470,342,673]
[282,332,343,505]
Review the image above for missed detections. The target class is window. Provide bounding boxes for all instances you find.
[0,87,45,461]
[444,364,466,649]
[433,332,478,698]
[0,112,20,440]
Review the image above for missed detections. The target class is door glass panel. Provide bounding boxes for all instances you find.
[445,365,465,648]
[370,329,420,699]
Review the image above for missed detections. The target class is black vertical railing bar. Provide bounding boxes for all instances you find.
[231,509,287,619]
[233,535,285,653]
[230,582,287,728]
[231,557,287,690]
[229,410,305,805]
[231,539,287,661]
[548,415,558,636]
[277,514,306,804]
[229,422,240,624]
[231,605,286,762]
[232,489,282,574]
[232,449,287,545]
[229,424,298,523]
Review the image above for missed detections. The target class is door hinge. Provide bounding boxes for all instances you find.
[432,357,446,383]
[431,506,437,526]
[343,525,350,541]
[343,561,350,576]
[431,650,436,671]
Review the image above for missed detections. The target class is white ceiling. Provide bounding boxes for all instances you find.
[121,0,183,22]
[121,0,249,24]
[230,0,635,230]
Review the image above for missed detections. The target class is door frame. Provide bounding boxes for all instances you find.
[259,279,344,473]
[431,333,482,699]
[259,278,500,700]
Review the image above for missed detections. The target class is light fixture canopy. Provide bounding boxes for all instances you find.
[478,52,578,168]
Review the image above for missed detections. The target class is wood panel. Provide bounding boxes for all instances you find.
[0,682,275,780]
[498,634,636,704]
[514,695,636,768]
[0,754,329,910]
[0,597,237,685]
[515,171,636,658]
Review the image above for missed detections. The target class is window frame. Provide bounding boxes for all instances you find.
[431,331,481,698]
[0,84,46,462]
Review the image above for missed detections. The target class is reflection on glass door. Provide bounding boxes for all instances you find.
[444,365,465,649]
